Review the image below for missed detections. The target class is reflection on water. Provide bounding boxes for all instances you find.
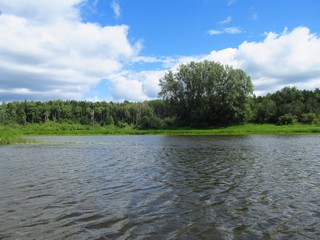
[1,135,320,239]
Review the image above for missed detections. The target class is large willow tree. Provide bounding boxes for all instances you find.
[159,60,253,126]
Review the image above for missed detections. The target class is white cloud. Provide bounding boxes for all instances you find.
[111,0,121,19]
[159,27,320,96]
[219,16,232,25]
[0,0,83,23]
[0,1,319,103]
[107,70,166,101]
[204,48,240,68]
[206,27,320,94]
[224,27,243,34]
[57,25,320,99]
[236,27,320,94]
[207,29,223,35]
[109,74,146,102]
[140,71,166,98]
[0,0,140,101]
[208,26,243,35]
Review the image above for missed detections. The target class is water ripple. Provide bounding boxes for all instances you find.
[1,135,320,239]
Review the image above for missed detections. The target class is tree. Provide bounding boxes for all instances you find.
[270,87,304,119]
[0,102,7,122]
[136,104,163,129]
[253,95,277,123]
[159,60,253,126]
[16,104,27,125]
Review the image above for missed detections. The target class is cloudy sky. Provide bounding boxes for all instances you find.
[0,0,320,102]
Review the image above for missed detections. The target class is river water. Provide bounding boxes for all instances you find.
[1,135,320,239]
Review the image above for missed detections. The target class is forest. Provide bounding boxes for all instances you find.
[1,61,320,129]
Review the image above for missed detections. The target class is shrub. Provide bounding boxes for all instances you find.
[300,113,317,124]
[277,114,297,125]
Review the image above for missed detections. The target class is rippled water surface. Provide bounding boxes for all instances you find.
[1,135,320,239]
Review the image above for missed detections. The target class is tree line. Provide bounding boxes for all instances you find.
[252,86,320,125]
[0,99,171,129]
[1,61,320,128]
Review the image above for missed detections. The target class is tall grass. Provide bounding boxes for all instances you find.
[1,122,320,145]
[0,125,36,144]
[0,136,36,145]
[143,124,320,135]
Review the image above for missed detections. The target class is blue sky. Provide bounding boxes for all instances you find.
[0,0,320,102]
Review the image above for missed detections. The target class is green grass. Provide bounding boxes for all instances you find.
[1,122,320,143]
[205,123,320,135]
[0,136,37,145]
[5,122,143,136]
[0,125,38,145]
[143,123,320,135]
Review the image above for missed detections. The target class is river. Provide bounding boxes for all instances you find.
[1,135,320,239]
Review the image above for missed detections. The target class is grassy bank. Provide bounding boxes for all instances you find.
[144,123,320,135]
[1,122,142,136]
[0,136,38,145]
[0,126,38,145]
[1,122,320,141]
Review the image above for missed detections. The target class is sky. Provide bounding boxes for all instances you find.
[0,0,320,102]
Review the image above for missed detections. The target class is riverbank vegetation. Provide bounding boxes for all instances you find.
[0,126,38,145]
[1,122,320,138]
[1,61,320,140]
[0,136,36,145]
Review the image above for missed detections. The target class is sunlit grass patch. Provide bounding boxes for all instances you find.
[1,123,320,144]
[0,135,37,145]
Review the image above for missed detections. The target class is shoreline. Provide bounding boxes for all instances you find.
[1,123,320,145]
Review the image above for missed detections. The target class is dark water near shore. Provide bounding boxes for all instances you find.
[1,135,320,239]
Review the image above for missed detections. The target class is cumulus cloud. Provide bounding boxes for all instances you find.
[0,0,83,23]
[0,1,319,103]
[140,71,166,98]
[151,27,320,96]
[204,48,240,68]
[0,0,140,101]
[108,70,166,101]
[237,27,320,94]
[205,27,320,94]
[114,27,320,100]
[110,76,145,102]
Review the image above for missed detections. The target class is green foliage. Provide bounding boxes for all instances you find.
[300,113,317,124]
[0,100,173,128]
[0,135,36,145]
[1,79,320,129]
[277,114,297,125]
[253,96,277,123]
[2,123,320,141]
[116,121,128,128]
[136,105,164,129]
[252,87,320,124]
[0,125,36,145]
[159,60,253,126]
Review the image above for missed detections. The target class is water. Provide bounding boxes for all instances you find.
[1,135,320,239]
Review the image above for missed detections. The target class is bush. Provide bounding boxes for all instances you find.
[277,114,297,125]
[137,115,163,129]
[116,121,128,128]
[163,117,176,128]
[300,113,317,124]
